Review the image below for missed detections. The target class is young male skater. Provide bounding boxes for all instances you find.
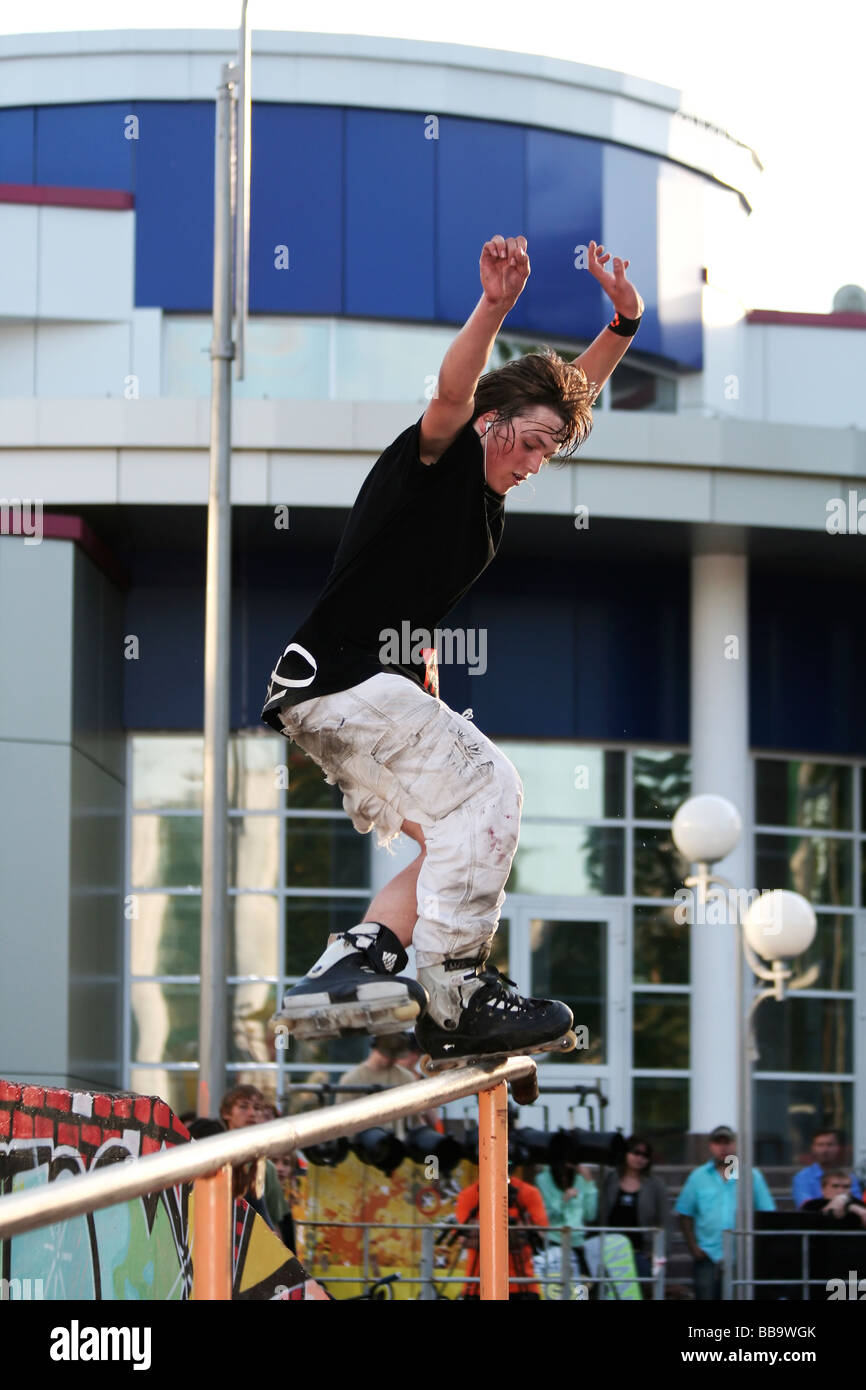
[262,234,643,1066]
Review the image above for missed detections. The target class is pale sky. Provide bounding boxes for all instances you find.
[3,0,863,312]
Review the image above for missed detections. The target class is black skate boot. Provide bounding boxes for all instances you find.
[271,922,428,1041]
[414,952,576,1073]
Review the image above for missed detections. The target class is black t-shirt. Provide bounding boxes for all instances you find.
[608,1186,643,1250]
[261,414,505,727]
[800,1196,866,1229]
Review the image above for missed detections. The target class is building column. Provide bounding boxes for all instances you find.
[689,549,750,1144]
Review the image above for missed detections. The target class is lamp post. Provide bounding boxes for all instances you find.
[672,796,818,1299]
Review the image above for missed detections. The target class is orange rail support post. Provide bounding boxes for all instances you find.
[478,1080,509,1300]
[192,1164,233,1300]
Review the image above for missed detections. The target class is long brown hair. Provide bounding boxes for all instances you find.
[472,347,595,462]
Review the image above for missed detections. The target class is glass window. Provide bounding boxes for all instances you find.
[231,893,280,978]
[633,751,691,820]
[755,760,852,830]
[229,734,287,811]
[130,893,201,976]
[633,904,690,985]
[631,1078,689,1164]
[284,897,371,979]
[276,1033,368,1075]
[633,829,691,899]
[130,982,199,1064]
[795,912,853,992]
[286,747,344,811]
[333,320,453,402]
[131,815,202,889]
[229,982,279,1065]
[529,919,606,1065]
[489,919,510,978]
[632,994,689,1069]
[162,316,331,399]
[501,744,625,819]
[285,819,368,891]
[753,1078,855,1167]
[223,1067,280,1099]
[507,825,623,896]
[755,835,853,907]
[129,1069,198,1121]
[229,816,280,890]
[609,363,676,412]
[754,997,853,1075]
[132,736,203,810]
[130,893,280,977]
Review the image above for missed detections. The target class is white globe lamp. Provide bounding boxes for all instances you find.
[743,890,817,963]
[672,794,742,864]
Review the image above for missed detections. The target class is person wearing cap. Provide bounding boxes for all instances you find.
[675,1125,775,1300]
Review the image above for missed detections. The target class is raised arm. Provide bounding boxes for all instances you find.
[572,241,645,403]
[419,234,529,466]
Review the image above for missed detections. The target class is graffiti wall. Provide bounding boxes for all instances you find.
[295,1153,478,1299]
[0,1080,325,1300]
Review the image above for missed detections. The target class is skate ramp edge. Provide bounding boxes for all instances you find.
[0,1079,325,1300]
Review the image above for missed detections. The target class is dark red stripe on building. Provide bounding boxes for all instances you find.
[0,183,133,210]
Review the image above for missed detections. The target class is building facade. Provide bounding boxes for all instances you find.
[0,29,864,1163]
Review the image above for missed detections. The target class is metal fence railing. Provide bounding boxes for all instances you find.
[295,1218,667,1300]
[722,1226,866,1300]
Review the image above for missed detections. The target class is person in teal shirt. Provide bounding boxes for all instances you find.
[534,1162,597,1294]
[675,1124,775,1300]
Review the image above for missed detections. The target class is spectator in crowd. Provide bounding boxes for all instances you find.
[338,1035,417,1137]
[534,1160,597,1293]
[675,1124,775,1300]
[185,1113,274,1230]
[456,1169,548,1300]
[800,1169,866,1229]
[792,1129,862,1208]
[219,1083,294,1247]
[597,1135,671,1296]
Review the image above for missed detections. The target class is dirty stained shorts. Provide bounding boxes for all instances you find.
[276,673,524,966]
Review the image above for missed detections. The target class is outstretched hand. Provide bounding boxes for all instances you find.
[586,241,644,319]
[480,234,530,309]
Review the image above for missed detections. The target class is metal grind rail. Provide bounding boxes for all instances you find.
[0,1057,537,1301]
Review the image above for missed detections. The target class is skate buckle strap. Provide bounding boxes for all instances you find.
[444,955,487,973]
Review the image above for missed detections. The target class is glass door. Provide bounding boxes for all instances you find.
[506,897,629,1134]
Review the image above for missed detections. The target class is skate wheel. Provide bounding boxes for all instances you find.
[393,1002,421,1022]
[418,1054,435,1076]
[558,1030,578,1053]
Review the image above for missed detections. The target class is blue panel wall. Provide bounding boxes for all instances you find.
[0,107,35,182]
[11,99,705,362]
[750,575,866,755]
[122,527,692,744]
[35,103,135,190]
[121,530,866,758]
[344,109,436,320]
[525,129,604,342]
[134,102,215,310]
[436,117,527,327]
[249,104,343,314]
[602,145,661,357]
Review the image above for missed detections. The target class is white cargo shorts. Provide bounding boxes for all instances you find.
[277,673,523,966]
